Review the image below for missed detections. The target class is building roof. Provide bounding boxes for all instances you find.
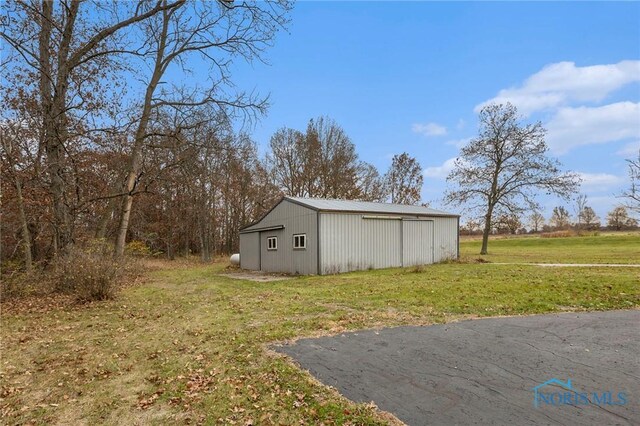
[285,197,459,217]
[240,196,459,231]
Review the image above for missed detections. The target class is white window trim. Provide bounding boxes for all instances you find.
[293,233,306,249]
[267,236,277,250]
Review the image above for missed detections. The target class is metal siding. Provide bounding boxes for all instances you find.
[320,213,459,273]
[241,201,458,275]
[250,200,317,274]
[319,213,402,274]
[432,217,459,262]
[239,232,260,270]
[402,220,434,266]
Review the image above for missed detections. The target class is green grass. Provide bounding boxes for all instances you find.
[2,235,639,424]
[461,232,640,264]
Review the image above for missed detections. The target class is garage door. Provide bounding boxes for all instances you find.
[402,220,434,267]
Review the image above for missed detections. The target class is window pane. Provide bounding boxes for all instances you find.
[293,234,306,249]
[267,237,277,249]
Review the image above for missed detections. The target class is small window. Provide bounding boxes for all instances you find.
[293,234,306,249]
[267,236,277,250]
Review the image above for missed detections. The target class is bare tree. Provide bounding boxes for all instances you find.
[114,0,291,256]
[574,194,588,228]
[445,103,580,254]
[356,162,387,202]
[1,0,183,254]
[621,150,640,212]
[494,213,522,234]
[304,117,362,199]
[1,121,34,270]
[529,211,545,233]
[579,206,600,230]
[267,117,382,200]
[385,153,423,205]
[116,108,279,259]
[606,206,637,230]
[463,219,480,235]
[550,206,571,230]
[267,127,308,197]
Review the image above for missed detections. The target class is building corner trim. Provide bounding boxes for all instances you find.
[317,212,321,275]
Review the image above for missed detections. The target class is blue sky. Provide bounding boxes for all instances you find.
[232,1,640,222]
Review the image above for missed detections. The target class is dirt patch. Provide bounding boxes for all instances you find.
[218,271,295,282]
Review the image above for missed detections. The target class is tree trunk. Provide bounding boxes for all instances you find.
[184,229,190,257]
[200,209,213,262]
[114,7,169,257]
[480,204,494,255]
[14,175,33,271]
[39,0,80,255]
[114,152,141,256]
[198,219,212,263]
[480,221,491,255]
[166,239,175,260]
[95,195,118,239]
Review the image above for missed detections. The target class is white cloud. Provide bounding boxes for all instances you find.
[475,60,640,115]
[424,157,457,179]
[616,140,640,157]
[546,102,640,154]
[577,172,625,191]
[412,122,447,137]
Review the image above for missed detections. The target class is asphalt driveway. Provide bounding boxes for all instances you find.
[276,310,639,425]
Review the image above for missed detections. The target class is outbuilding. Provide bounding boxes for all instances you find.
[239,197,459,275]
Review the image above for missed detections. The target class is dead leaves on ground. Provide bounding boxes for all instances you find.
[139,368,220,410]
[2,272,390,426]
[134,363,333,425]
[0,293,74,315]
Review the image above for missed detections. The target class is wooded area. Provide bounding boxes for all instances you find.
[1,0,291,269]
[1,1,427,271]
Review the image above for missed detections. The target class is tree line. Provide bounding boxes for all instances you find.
[2,106,426,270]
[461,203,638,236]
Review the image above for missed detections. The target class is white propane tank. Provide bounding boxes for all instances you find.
[230,253,240,266]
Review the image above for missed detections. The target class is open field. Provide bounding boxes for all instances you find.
[2,235,639,425]
[460,231,640,264]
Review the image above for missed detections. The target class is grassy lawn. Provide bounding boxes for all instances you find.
[461,232,640,264]
[2,236,639,425]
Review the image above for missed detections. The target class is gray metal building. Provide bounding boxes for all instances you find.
[239,197,459,275]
